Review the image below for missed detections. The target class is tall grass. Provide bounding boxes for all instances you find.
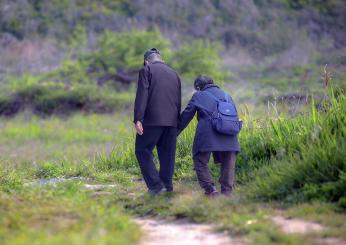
[234,80,345,203]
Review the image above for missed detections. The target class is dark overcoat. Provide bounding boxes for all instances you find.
[134,61,181,127]
[178,84,240,156]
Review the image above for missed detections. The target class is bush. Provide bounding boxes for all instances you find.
[39,29,227,86]
[88,28,172,73]
[0,82,133,116]
[171,40,227,82]
[84,29,226,83]
[243,91,346,204]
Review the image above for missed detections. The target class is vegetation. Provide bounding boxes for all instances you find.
[0,28,227,116]
[0,181,140,245]
[1,0,345,90]
[0,76,133,116]
[0,1,345,244]
[0,81,345,244]
[1,0,345,53]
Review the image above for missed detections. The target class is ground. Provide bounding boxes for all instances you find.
[0,112,345,245]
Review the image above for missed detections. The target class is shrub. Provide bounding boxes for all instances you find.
[85,28,172,76]
[39,29,227,86]
[171,40,227,82]
[243,91,346,204]
[0,82,133,116]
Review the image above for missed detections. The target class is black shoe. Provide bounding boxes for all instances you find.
[204,186,220,197]
[221,191,232,197]
[148,187,167,196]
[205,190,220,197]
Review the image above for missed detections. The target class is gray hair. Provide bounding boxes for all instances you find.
[146,53,162,63]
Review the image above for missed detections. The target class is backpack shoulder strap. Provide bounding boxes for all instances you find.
[205,90,231,103]
[224,93,229,102]
[204,90,221,102]
[205,90,238,115]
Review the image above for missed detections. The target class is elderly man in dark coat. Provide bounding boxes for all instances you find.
[134,48,182,195]
[178,75,240,196]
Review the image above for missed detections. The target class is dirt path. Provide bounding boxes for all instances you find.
[135,218,245,245]
[271,216,324,234]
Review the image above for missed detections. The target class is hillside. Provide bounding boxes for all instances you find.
[1,0,345,83]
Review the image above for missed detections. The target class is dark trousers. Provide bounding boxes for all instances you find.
[135,126,177,191]
[193,151,236,194]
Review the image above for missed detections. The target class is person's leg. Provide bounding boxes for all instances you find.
[217,151,236,195]
[157,127,177,191]
[135,126,164,191]
[193,152,216,194]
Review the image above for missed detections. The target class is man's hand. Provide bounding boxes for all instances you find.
[135,121,144,135]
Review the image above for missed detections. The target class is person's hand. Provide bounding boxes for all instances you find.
[135,121,144,135]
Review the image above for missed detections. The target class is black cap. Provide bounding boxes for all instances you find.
[144,48,160,60]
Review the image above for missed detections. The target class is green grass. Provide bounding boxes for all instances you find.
[0,182,140,245]
[241,96,346,204]
[0,86,345,244]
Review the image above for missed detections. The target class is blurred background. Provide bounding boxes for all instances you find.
[0,0,345,118]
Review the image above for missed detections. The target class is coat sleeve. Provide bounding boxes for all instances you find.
[178,93,198,133]
[133,67,150,123]
[177,75,182,115]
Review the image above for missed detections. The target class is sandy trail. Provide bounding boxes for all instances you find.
[271,216,324,234]
[135,218,245,245]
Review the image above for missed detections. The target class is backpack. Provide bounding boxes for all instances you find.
[203,90,242,136]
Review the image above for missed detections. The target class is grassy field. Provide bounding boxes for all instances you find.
[0,86,345,245]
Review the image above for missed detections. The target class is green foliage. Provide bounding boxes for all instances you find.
[1,0,345,68]
[83,29,226,83]
[172,40,227,82]
[0,80,133,116]
[35,161,85,179]
[87,29,172,73]
[242,92,346,205]
[0,168,22,193]
[44,60,92,85]
[17,28,227,89]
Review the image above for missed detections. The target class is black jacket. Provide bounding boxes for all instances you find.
[178,84,240,156]
[134,61,181,127]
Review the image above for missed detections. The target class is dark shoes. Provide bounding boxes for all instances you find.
[221,191,232,197]
[205,190,220,197]
[204,186,220,197]
[205,186,232,197]
[148,187,170,196]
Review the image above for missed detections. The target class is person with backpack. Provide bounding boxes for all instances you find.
[178,75,241,196]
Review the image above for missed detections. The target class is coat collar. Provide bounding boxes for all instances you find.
[201,84,219,90]
[151,61,165,65]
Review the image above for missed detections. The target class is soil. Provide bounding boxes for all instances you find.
[135,218,245,245]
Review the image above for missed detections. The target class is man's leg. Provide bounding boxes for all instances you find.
[135,126,164,191]
[157,127,177,191]
[217,151,236,195]
[193,152,216,193]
